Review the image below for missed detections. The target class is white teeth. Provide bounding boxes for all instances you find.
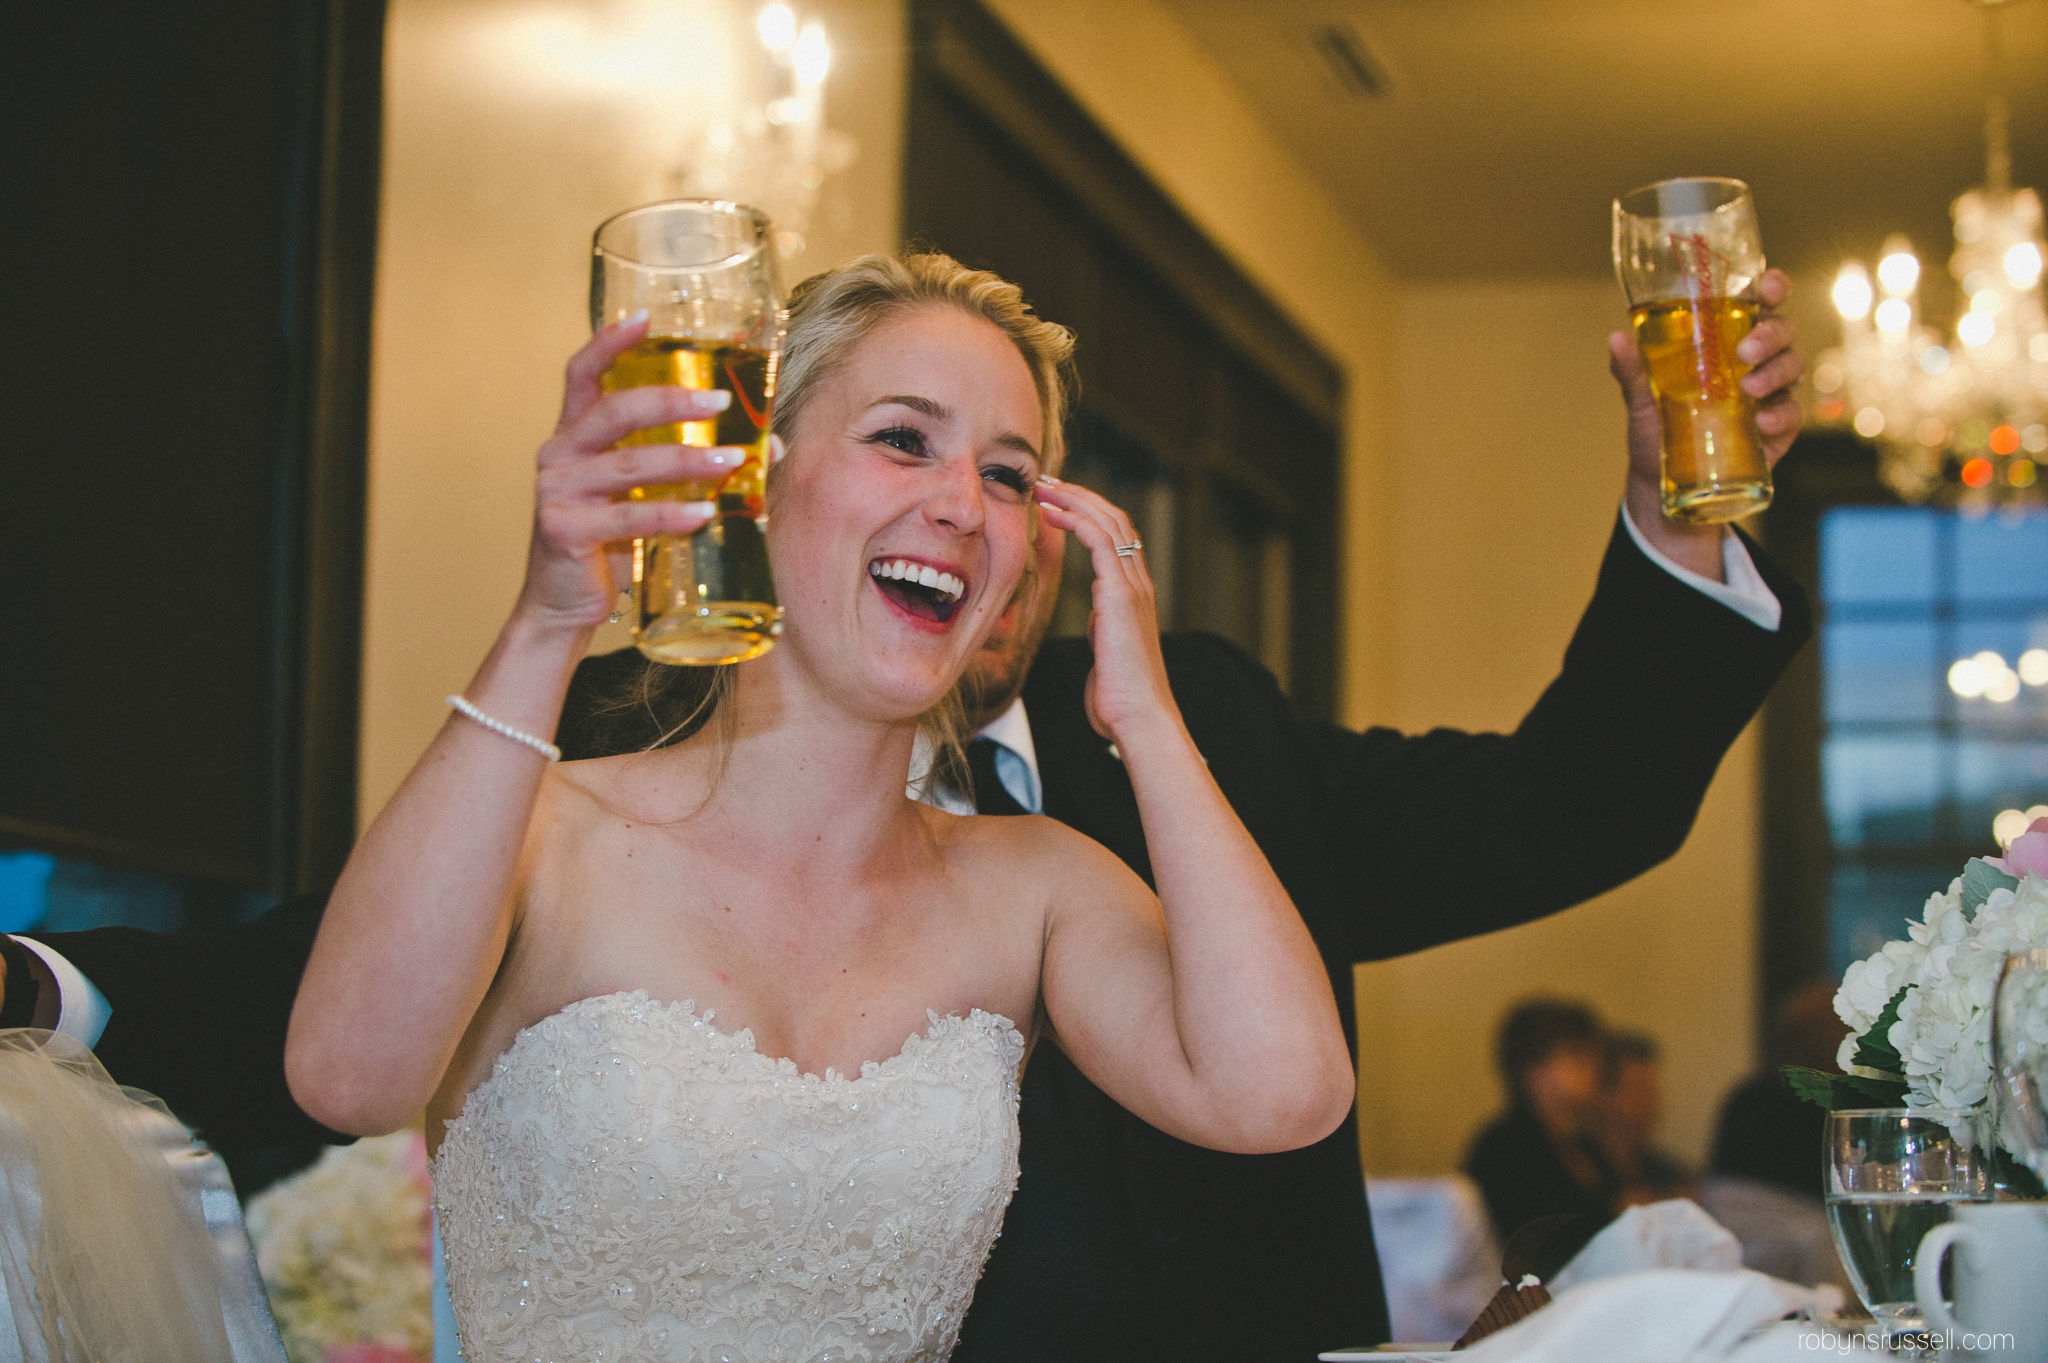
[868,559,965,602]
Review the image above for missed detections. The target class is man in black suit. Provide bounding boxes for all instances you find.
[1,280,1810,1360]
[926,276,1807,1361]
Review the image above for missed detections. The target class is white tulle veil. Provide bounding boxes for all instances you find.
[0,1029,285,1361]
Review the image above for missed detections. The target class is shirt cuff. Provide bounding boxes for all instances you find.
[8,936,112,1049]
[1620,501,1782,633]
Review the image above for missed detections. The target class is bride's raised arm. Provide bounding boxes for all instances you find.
[1028,479,1356,1155]
[285,316,738,1136]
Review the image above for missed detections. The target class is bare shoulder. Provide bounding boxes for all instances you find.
[544,749,653,812]
[510,756,661,908]
[537,750,704,843]
[518,762,606,861]
[921,805,1148,905]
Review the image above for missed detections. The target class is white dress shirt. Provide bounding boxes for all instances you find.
[5,935,111,1047]
[1621,500,1781,633]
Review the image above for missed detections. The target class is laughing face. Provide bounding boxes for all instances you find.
[762,304,1043,721]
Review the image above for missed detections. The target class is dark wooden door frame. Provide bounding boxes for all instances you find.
[0,0,381,896]
[273,0,384,894]
[903,0,1345,715]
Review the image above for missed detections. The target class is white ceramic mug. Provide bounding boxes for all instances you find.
[1915,1202,2048,1361]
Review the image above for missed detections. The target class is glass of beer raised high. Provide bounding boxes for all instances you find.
[1612,177,1772,523]
[591,200,785,665]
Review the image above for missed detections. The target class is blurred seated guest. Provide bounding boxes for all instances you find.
[1698,981,1853,1290]
[1599,1031,1691,1205]
[1710,981,1843,1197]
[1463,998,1619,1241]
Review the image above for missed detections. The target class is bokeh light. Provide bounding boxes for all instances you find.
[1877,250,1921,296]
[2008,241,2045,290]
[756,4,796,53]
[1832,267,1873,321]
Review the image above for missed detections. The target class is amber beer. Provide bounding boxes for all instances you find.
[591,200,786,666]
[604,338,779,662]
[1612,178,1772,524]
[1629,294,1769,523]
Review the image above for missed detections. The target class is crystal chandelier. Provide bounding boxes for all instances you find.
[670,4,857,261]
[1813,0,2048,505]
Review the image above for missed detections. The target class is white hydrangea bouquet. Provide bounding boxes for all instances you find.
[243,1130,435,1363]
[1789,817,2048,1187]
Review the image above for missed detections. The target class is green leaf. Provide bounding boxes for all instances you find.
[1851,986,1911,1074]
[1837,1072,1912,1106]
[1962,858,2019,916]
[1782,1065,1909,1111]
[1783,1066,1841,1109]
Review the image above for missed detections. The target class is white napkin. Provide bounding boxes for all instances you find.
[1548,1199,1742,1292]
[1457,1268,1829,1363]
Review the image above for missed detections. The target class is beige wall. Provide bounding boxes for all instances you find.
[360,0,906,826]
[1352,277,1761,1173]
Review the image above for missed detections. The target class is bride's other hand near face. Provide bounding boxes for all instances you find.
[1029,479,1356,1153]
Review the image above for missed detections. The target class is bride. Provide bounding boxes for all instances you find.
[286,252,1353,1362]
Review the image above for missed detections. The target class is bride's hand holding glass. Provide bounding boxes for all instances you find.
[288,314,756,1135]
[516,313,757,634]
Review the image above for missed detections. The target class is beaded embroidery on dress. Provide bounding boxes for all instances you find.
[432,991,1024,1363]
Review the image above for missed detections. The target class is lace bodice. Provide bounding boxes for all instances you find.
[431,992,1024,1363]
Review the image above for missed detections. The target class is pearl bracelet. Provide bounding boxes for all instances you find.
[445,695,562,762]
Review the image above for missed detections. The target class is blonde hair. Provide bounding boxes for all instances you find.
[596,251,1075,803]
[775,251,1076,476]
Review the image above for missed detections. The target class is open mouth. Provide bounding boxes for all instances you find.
[869,558,967,624]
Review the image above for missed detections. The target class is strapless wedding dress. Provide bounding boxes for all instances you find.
[431,991,1023,1363]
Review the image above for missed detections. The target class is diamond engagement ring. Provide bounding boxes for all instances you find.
[1115,539,1143,557]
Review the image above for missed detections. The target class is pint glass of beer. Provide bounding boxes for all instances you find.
[1612,178,1772,523]
[591,200,785,665]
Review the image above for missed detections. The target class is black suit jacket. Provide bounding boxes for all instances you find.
[33,896,341,1154]
[25,513,1809,1358]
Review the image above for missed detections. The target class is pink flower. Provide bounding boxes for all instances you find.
[325,1347,424,1363]
[1991,817,2048,879]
